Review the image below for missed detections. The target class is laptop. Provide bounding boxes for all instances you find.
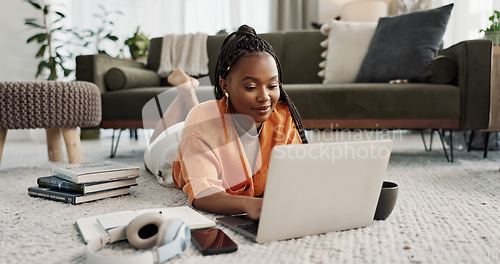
[216,140,393,243]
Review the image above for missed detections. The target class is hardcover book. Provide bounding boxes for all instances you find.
[51,161,139,184]
[37,176,138,194]
[28,186,130,205]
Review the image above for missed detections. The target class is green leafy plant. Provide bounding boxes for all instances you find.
[124,26,150,60]
[480,10,500,33]
[81,5,123,55]
[24,0,74,80]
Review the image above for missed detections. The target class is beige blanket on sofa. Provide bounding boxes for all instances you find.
[157,32,209,77]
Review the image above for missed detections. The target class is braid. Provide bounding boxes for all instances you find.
[214,25,308,144]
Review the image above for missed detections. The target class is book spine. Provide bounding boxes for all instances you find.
[37,177,85,194]
[28,187,76,205]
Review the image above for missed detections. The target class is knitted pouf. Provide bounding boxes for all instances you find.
[0,81,101,164]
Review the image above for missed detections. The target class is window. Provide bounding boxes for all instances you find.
[56,0,272,57]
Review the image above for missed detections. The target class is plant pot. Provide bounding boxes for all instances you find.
[135,56,148,64]
[484,31,500,45]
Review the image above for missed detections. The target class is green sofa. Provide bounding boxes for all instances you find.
[76,30,492,132]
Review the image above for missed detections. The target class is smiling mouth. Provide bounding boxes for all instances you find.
[253,105,271,114]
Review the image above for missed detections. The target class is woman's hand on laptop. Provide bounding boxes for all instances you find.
[193,191,263,220]
[245,197,263,220]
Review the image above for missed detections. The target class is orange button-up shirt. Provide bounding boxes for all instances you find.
[172,98,302,204]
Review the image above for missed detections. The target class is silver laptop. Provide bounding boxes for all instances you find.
[217,140,393,243]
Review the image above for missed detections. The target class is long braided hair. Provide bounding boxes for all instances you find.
[214,25,308,144]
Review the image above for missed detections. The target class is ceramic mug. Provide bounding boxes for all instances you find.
[374,181,398,220]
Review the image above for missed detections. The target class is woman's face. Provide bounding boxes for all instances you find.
[220,53,280,127]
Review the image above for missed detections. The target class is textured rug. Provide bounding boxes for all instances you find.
[1,130,500,264]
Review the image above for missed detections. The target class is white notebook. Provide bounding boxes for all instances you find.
[76,206,215,243]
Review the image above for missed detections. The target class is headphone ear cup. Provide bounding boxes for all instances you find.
[126,212,165,249]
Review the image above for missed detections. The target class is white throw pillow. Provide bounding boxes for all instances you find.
[322,20,377,83]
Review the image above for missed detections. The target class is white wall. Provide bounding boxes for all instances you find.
[318,0,342,23]
[319,0,496,48]
[60,0,272,59]
[0,0,44,141]
[2,0,496,81]
[0,0,41,81]
[318,0,393,24]
[437,0,497,48]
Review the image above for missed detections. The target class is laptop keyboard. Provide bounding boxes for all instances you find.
[237,222,259,235]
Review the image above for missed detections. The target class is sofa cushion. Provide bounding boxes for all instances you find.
[207,34,228,85]
[103,83,461,122]
[101,86,215,121]
[284,83,460,120]
[105,67,161,91]
[102,87,169,120]
[429,55,457,84]
[280,30,325,84]
[321,20,377,83]
[355,4,454,83]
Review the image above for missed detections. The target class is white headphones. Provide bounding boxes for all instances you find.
[86,212,190,264]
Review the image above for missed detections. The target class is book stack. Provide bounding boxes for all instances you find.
[28,161,140,205]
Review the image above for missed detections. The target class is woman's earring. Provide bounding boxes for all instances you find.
[224,92,230,113]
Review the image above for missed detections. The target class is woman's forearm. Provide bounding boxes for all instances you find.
[192,191,263,220]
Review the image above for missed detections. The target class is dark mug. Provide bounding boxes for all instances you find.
[374,181,398,220]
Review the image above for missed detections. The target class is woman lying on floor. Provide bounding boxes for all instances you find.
[144,25,308,220]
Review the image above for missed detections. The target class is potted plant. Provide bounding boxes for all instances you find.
[480,10,500,45]
[124,27,150,61]
[24,0,75,80]
[80,5,123,56]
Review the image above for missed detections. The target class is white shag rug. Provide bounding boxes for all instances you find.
[1,130,499,264]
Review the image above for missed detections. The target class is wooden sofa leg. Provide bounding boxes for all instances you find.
[0,129,7,164]
[46,128,63,162]
[62,127,84,164]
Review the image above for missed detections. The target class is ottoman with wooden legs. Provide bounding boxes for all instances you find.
[0,81,101,164]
